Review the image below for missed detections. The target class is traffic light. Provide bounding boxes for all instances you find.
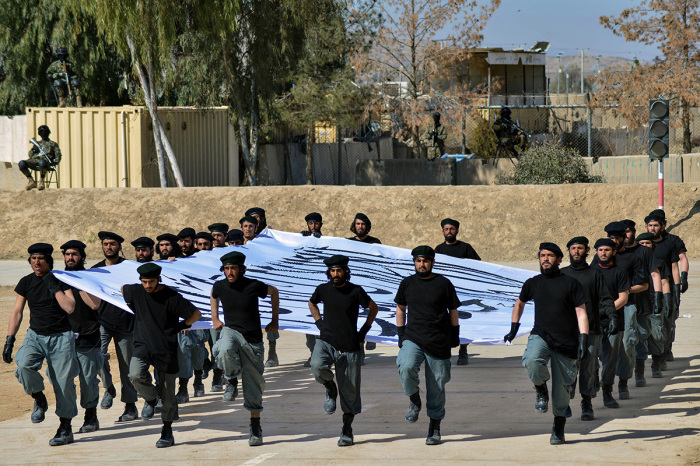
[649,99,669,159]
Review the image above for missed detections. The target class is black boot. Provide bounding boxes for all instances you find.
[618,378,630,400]
[156,422,174,448]
[79,407,100,433]
[249,417,263,446]
[176,378,190,404]
[659,354,668,371]
[202,358,212,380]
[211,369,224,392]
[101,385,116,410]
[193,370,205,397]
[635,359,646,387]
[426,418,442,445]
[223,377,239,402]
[457,344,468,365]
[338,413,354,447]
[550,416,566,445]
[324,380,338,414]
[405,392,421,423]
[49,418,74,446]
[31,391,48,423]
[580,395,594,421]
[651,355,664,378]
[602,383,619,408]
[535,384,549,413]
[118,402,139,422]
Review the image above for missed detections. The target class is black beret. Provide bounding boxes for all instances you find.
[566,236,589,248]
[60,240,86,251]
[354,213,371,226]
[440,218,460,229]
[245,207,265,217]
[227,229,244,241]
[177,227,196,239]
[649,209,666,221]
[324,255,349,267]
[220,251,246,266]
[636,232,656,242]
[621,219,636,230]
[98,231,124,243]
[604,221,627,237]
[28,243,54,255]
[208,223,229,234]
[137,262,161,278]
[539,242,563,258]
[594,238,616,250]
[131,236,155,248]
[645,212,666,225]
[195,231,214,242]
[156,233,179,244]
[411,245,435,259]
[305,212,322,223]
[239,215,258,226]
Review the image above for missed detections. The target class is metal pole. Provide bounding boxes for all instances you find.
[487,64,491,122]
[658,159,664,209]
[587,106,592,158]
[557,55,561,94]
[580,50,584,94]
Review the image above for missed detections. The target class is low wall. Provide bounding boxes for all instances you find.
[0,162,31,189]
[583,155,683,184]
[0,116,27,164]
[356,158,516,186]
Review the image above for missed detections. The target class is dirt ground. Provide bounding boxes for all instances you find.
[1,183,699,262]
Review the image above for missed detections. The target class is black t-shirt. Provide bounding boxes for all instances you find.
[518,271,586,359]
[627,243,660,315]
[347,235,382,244]
[595,263,630,324]
[123,284,196,373]
[653,235,680,282]
[434,241,481,261]
[92,258,135,334]
[69,287,101,349]
[561,263,614,335]
[212,277,268,343]
[662,231,686,255]
[15,273,72,336]
[310,282,372,352]
[394,274,461,360]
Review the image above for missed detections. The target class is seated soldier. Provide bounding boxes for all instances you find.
[20,125,62,191]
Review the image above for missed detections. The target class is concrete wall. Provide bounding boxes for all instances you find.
[356,159,456,186]
[0,162,29,189]
[682,154,700,183]
[0,115,27,164]
[583,155,683,184]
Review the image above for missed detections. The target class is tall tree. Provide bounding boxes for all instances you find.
[595,0,700,153]
[354,0,499,151]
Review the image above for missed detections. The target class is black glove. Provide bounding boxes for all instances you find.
[663,293,674,318]
[397,326,406,348]
[681,272,689,293]
[3,335,15,364]
[314,319,324,333]
[673,284,681,308]
[503,322,520,343]
[449,325,460,348]
[653,291,663,315]
[358,322,371,342]
[301,230,311,236]
[578,333,589,361]
[42,272,62,295]
[312,232,321,238]
[607,315,621,336]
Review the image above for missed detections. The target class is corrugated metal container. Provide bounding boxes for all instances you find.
[26,106,238,188]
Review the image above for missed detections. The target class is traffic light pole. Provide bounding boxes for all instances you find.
[658,159,664,210]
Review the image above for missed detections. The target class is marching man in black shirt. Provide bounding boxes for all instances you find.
[211,251,280,446]
[61,240,104,433]
[434,218,480,366]
[124,263,201,448]
[505,242,588,445]
[395,246,461,445]
[309,255,379,446]
[4,243,79,446]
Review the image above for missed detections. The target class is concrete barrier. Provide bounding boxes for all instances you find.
[0,115,27,164]
[356,159,456,186]
[0,162,32,189]
[583,155,683,184]
[682,154,700,183]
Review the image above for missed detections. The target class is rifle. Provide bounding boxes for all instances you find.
[503,117,530,139]
[432,123,438,145]
[30,138,55,167]
[61,60,73,99]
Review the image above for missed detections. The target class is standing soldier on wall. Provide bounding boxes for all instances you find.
[46,48,82,108]
[423,112,447,160]
[20,125,62,191]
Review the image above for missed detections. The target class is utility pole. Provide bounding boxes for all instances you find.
[557,52,563,95]
[580,50,584,93]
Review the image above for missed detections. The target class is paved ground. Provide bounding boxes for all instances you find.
[1,261,699,464]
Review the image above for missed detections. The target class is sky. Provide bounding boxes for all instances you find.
[479,0,660,61]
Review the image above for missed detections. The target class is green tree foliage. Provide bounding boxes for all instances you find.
[0,0,129,114]
[498,143,604,185]
[470,118,499,160]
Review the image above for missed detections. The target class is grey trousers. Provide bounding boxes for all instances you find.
[177,331,207,379]
[600,331,623,385]
[396,339,451,420]
[15,329,79,419]
[128,356,177,422]
[76,346,104,409]
[213,327,265,413]
[522,334,577,417]
[267,331,279,342]
[648,313,667,356]
[99,326,137,403]
[616,304,638,380]
[306,334,317,353]
[208,329,221,371]
[635,313,652,360]
[310,339,362,414]
[666,286,681,351]
[579,334,601,398]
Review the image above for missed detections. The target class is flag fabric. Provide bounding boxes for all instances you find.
[54,229,535,345]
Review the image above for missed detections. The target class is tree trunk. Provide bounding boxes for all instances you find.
[250,78,259,183]
[235,96,256,186]
[682,97,692,154]
[306,126,315,184]
[157,119,184,187]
